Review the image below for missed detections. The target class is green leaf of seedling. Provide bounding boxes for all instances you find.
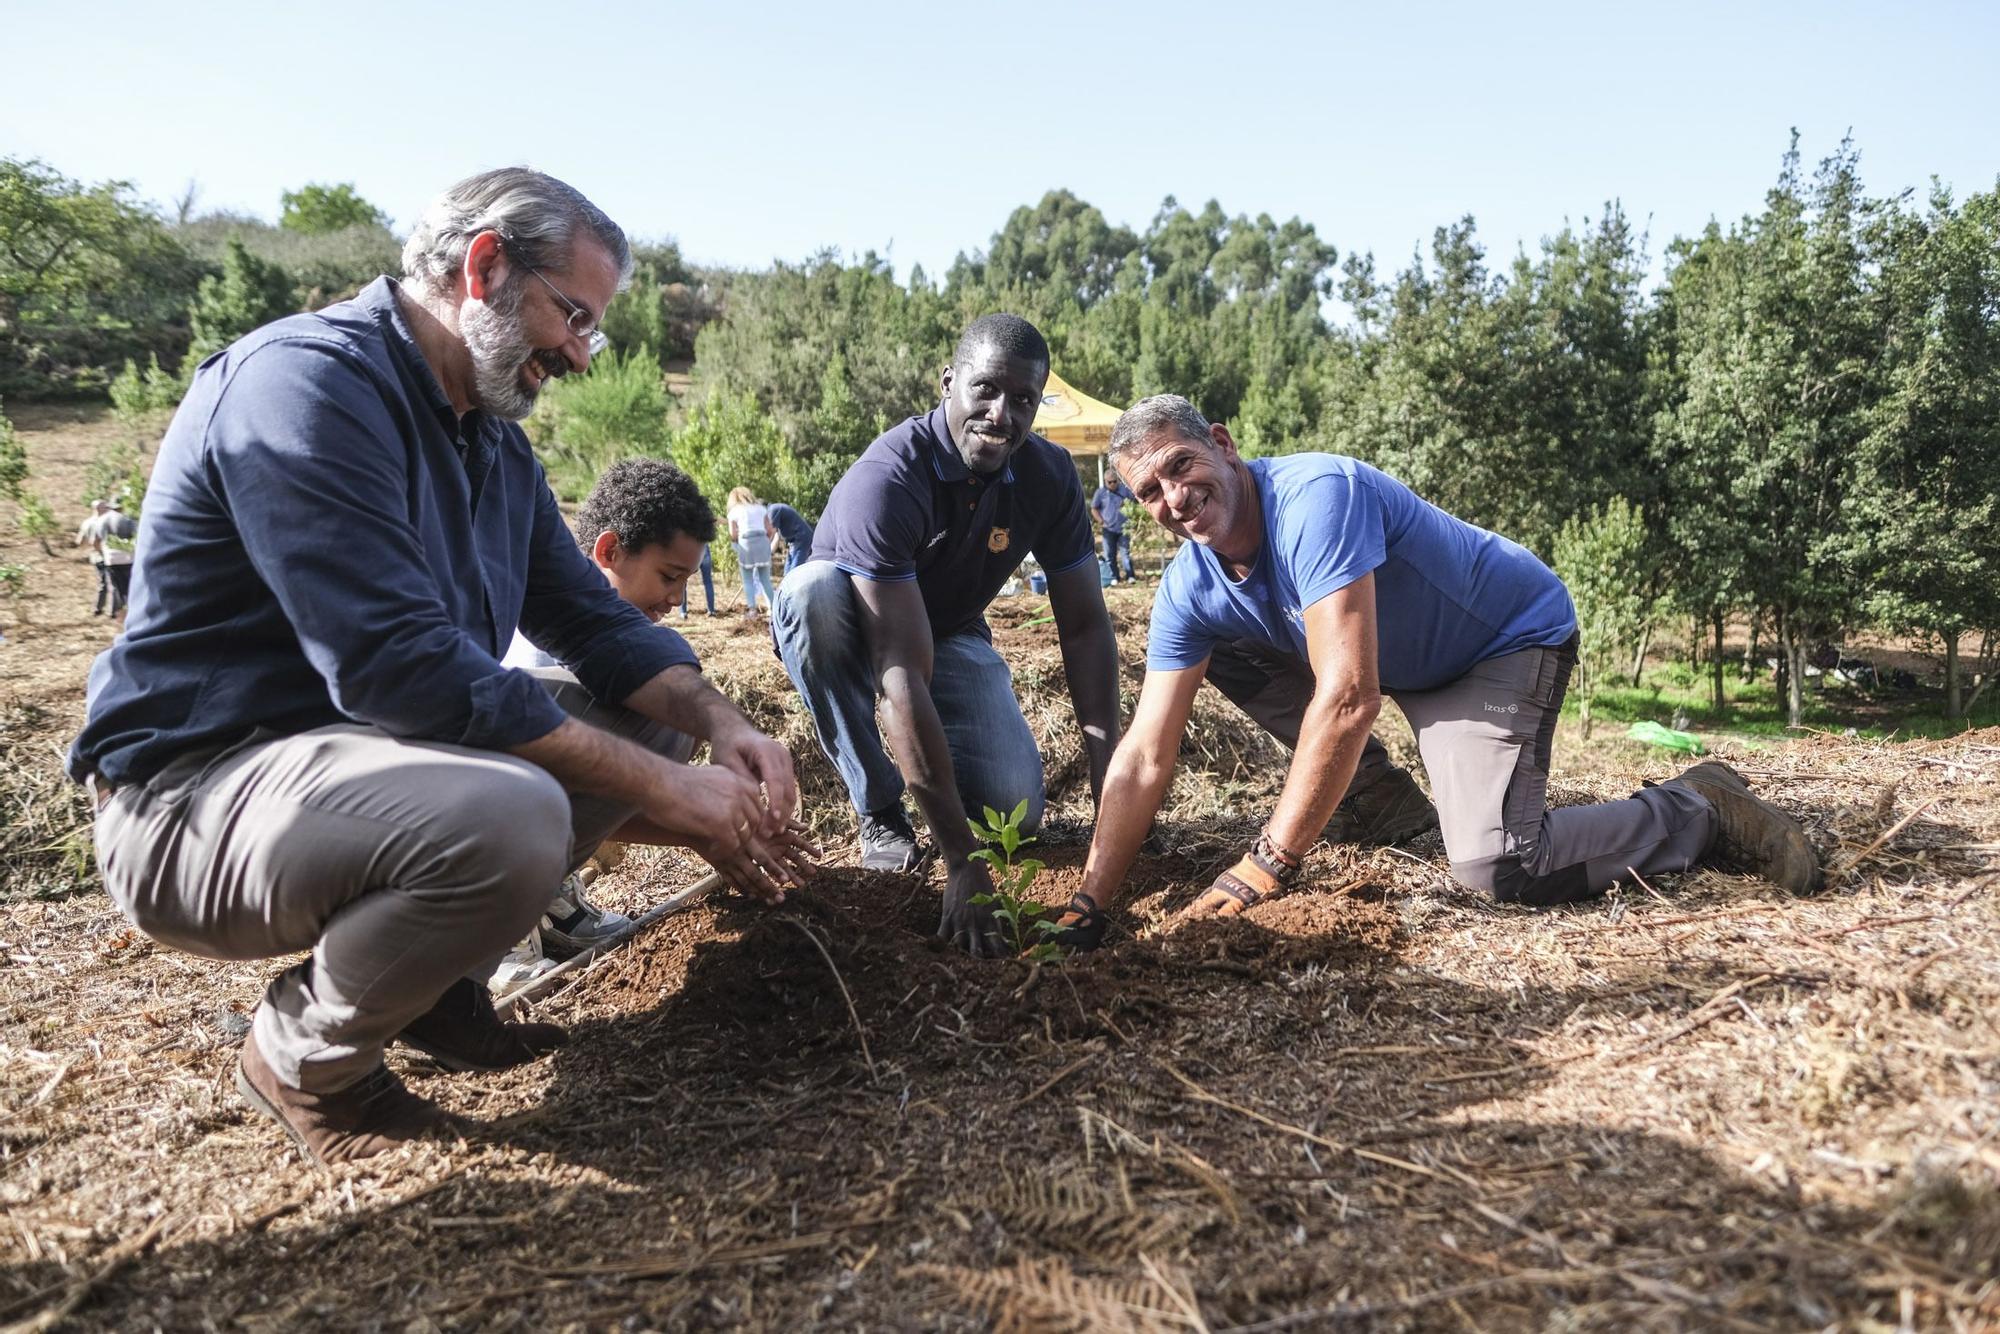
[968,848,998,868]
[971,892,995,905]
[1016,858,1044,881]
[983,805,1003,831]
[1010,798,1030,826]
[1000,826,1020,857]
[1033,918,1064,936]
[1027,942,1065,962]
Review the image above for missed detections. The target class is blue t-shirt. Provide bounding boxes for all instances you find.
[1146,454,1576,692]
[811,405,1095,640]
[1091,482,1132,533]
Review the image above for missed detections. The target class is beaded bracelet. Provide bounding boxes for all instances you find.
[1253,827,1304,884]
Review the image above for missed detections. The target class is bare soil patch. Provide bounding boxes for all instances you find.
[2,411,1997,1329]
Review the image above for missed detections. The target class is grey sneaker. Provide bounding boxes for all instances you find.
[858,804,919,872]
[1325,767,1439,845]
[489,925,559,992]
[539,873,634,960]
[1671,761,1824,895]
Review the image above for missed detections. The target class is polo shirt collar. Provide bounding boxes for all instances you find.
[925,404,1018,485]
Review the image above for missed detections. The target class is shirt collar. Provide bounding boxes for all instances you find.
[363,276,499,443]
[925,403,1018,485]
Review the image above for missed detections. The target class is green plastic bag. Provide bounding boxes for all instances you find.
[1627,720,1704,755]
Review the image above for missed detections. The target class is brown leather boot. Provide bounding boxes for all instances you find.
[1672,761,1825,895]
[235,1030,449,1166]
[1325,767,1439,845]
[395,978,568,1073]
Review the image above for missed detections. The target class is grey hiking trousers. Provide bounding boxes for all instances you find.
[91,669,690,1091]
[1205,638,1715,905]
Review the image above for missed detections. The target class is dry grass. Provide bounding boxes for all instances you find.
[2,410,1998,1330]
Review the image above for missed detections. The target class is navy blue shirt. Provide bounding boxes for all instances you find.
[766,502,815,556]
[810,405,1095,640]
[69,277,698,787]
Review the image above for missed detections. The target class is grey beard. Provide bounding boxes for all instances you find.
[461,295,538,421]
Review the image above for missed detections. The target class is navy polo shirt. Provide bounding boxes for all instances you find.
[811,405,1095,640]
[69,276,699,787]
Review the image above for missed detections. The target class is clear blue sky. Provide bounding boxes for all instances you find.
[6,0,1996,286]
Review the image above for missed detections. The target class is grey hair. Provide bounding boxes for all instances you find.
[401,167,633,296]
[1109,393,1215,466]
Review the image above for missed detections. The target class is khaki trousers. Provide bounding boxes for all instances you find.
[1205,638,1715,905]
[93,670,689,1091]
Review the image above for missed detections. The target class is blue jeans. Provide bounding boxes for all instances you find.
[1100,529,1133,581]
[740,561,775,612]
[772,561,1045,827]
[680,547,715,615]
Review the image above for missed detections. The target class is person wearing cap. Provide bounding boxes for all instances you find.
[68,168,810,1166]
[99,499,137,616]
[74,499,114,615]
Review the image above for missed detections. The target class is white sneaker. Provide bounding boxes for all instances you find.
[540,873,635,960]
[489,924,560,991]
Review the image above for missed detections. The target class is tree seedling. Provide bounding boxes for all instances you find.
[967,798,1064,961]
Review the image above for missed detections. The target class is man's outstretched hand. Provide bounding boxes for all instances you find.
[706,720,800,836]
[672,768,812,905]
[939,860,1007,958]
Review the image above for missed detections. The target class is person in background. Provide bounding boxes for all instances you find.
[727,486,776,617]
[1091,470,1137,583]
[678,544,716,618]
[495,458,720,985]
[75,498,113,615]
[766,500,815,573]
[100,500,137,616]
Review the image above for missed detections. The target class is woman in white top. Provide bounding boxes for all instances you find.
[726,486,777,616]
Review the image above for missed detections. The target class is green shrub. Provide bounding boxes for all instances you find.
[184,238,295,368]
[670,389,792,507]
[83,441,146,514]
[16,493,57,555]
[0,404,25,502]
[529,347,675,501]
[1553,497,1657,739]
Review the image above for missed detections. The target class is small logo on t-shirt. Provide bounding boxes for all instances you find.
[925,530,946,549]
[987,527,1011,553]
[1284,606,1304,625]
[1483,702,1520,715]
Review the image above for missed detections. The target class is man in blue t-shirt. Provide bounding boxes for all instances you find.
[1091,473,1136,583]
[1055,395,1820,946]
[773,315,1122,956]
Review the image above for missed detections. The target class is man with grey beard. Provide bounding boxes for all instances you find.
[68,168,812,1165]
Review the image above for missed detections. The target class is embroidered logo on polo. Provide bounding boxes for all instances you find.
[987,527,1011,553]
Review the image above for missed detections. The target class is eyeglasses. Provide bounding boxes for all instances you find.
[503,241,609,358]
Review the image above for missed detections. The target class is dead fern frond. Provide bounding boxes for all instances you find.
[910,1256,1206,1333]
[961,1165,1203,1260]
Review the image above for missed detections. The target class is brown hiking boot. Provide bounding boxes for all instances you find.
[235,1030,449,1166]
[1325,767,1439,846]
[395,978,568,1073]
[1672,761,1825,895]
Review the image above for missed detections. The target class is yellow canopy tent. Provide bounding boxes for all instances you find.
[1033,369,1123,452]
